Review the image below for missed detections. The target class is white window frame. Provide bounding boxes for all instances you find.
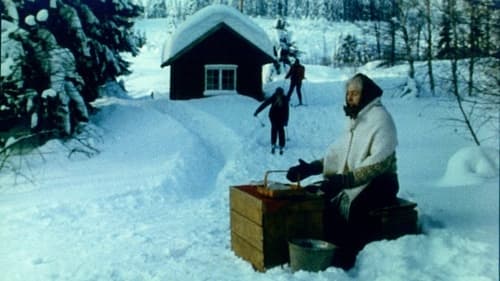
[204,64,238,95]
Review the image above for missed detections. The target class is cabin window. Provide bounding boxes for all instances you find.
[204,64,237,93]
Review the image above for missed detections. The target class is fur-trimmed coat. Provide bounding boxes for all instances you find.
[322,97,398,217]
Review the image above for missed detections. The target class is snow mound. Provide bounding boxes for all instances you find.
[356,232,496,281]
[437,146,499,187]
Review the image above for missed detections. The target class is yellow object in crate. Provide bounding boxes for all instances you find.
[255,170,304,198]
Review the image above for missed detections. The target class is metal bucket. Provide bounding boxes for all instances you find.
[288,238,337,272]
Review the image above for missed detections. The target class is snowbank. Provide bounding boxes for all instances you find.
[437,146,499,187]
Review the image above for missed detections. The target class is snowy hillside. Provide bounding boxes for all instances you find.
[0,17,498,281]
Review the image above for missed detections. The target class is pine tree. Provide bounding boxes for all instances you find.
[423,0,436,96]
[0,0,145,143]
[146,0,167,18]
[333,34,360,67]
[437,0,454,59]
[1,14,27,131]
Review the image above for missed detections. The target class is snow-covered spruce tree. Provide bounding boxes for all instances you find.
[1,1,27,133]
[146,0,167,18]
[56,0,145,102]
[436,0,455,59]
[0,0,144,145]
[333,34,365,67]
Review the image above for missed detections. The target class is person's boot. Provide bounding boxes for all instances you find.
[271,145,276,154]
[279,146,284,155]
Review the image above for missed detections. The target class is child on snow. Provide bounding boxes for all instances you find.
[254,87,289,154]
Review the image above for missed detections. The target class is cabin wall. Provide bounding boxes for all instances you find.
[169,26,272,100]
[237,64,264,100]
[170,61,204,100]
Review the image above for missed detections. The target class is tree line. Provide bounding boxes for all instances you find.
[143,0,397,22]
[144,0,498,78]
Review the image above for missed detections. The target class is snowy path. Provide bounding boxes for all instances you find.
[0,96,243,280]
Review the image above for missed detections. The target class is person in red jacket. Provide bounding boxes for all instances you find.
[285,58,305,105]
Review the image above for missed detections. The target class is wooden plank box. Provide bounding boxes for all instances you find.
[367,198,420,241]
[230,185,325,272]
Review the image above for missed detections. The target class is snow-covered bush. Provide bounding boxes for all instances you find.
[333,34,358,67]
[332,33,374,67]
[1,19,27,130]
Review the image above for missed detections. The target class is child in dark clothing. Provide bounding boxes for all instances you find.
[254,87,290,154]
[285,59,305,105]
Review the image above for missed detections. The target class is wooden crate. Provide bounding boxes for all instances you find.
[230,185,325,272]
[367,198,420,240]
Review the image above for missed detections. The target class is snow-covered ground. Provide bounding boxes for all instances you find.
[0,17,498,281]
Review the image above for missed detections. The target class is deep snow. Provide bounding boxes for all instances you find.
[0,16,498,281]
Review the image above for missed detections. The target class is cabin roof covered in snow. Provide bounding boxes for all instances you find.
[161,4,274,67]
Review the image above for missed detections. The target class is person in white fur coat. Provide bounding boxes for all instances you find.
[286,73,399,248]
